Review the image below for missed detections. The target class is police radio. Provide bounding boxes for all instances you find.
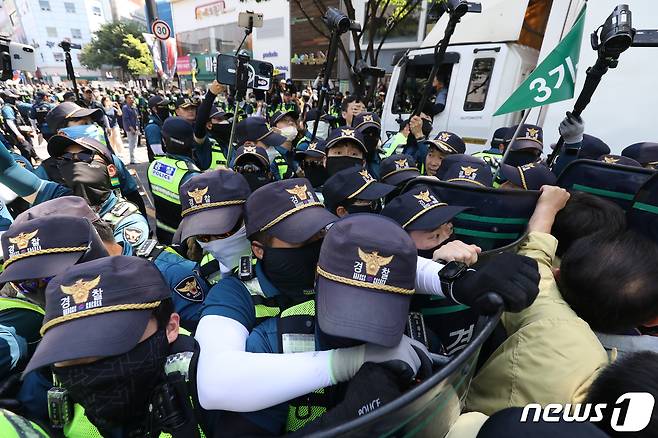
[47,386,73,429]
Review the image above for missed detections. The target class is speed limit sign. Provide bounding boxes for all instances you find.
[151,19,171,41]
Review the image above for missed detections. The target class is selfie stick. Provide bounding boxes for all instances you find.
[413,1,480,117]
[227,16,255,163]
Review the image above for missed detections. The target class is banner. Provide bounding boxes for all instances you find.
[494,5,587,116]
[143,33,164,78]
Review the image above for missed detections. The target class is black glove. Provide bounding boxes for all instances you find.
[451,253,540,314]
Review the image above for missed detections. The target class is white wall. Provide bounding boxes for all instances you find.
[172,0,291,78]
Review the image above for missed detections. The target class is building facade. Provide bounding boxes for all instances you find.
[0,0,114,80]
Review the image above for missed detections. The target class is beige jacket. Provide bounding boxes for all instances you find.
[465,232,609,415]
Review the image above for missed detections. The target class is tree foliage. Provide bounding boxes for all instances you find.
[79,20,148,76]
[120,34,154,76]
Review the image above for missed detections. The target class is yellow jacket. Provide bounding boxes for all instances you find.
[465,232,609,415]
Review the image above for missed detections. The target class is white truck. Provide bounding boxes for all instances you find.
[380,0,658,155]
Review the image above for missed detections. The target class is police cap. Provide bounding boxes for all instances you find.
[148,95,168,108]
[14,196,100,226]
[45,102,104,132]
[381,184,468,231]
[0,216,107,284]
[622,142,658,167]
[324,127,367,155]
[233,145,270,168]
[47,135,113,165]
[598,154,641,167]
[323,167,395,213]
[176,95,200,108]
[271,109,299,126]
[426,131,466,155]
[295,140,326,160]
[499,162,556,190]
[316,214,417,347]
[351,112,381,132]
[436,154,493,187]
[380,154,420,186]
[24,256,170,374]
[245,178,337,244]
[509,124,543,152]
[235,116,286,148]
[578,134,610,160]
[175,170,251,243]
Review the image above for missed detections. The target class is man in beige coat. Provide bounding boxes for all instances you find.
[465,185,609,414]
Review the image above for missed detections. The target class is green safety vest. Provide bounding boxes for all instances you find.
[0,408,49,437]
[472,151,502,171]
[208,138,228,169]
[0,297,45,315]
[277,300,329,432]
[147,156,198,235]
[273,153,290,180]
[380,133,408,159]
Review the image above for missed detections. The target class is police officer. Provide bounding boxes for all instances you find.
[295,140,328,190]
[173,170,251,289]
[267,111,299,180]
[297,109,332,149]
[231,145,274,192]
[472,127,509,171]
[239,213,431,434]
[193,81,232,169]
[29,91,56,142]
[324,126,368,176]
[13,195,208,330]
[382,184,541,354]
[234,116,291,180]
[144,94,170,160]
[379,154,420,192]
[622,142,658,169]
[0,409,50,436]
[23,256,211,437]
[323,166,394,217]
[421,131,466,177]
[43,101,148,216]
[0,90,39,165]
[498,162,557,190]
[194,178,428,420]
[436,154,494,187]
[147,117,202,244]
[380,119,411,159]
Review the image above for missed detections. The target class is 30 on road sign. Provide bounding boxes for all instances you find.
[151,20,171,40]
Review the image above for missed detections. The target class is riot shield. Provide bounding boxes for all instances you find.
[556,159,655,211]
[403,177,539,251]
[628,172,658,244]
[310,311,501,437]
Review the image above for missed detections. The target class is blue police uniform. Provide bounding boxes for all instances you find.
[29,102,56,138]
[144,114,164,155]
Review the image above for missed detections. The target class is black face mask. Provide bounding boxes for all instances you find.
[53,329,169,431]
[242,172,272,192]
[156,107,170,122]
[345,200,381,214]
[325,156,363,176]
[261,239,323,297]
[41,157,67,184]
[210,123,231,145]
[59,160,113,207]
[422,120,433,138]
[302,162,329,188]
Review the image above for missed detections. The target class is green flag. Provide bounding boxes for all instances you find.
[494,6,587,116]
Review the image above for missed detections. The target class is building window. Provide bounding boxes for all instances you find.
[464,58,496,112]
[92,6,102,17]
[71,28,82,39]
[46,27,57,38]
[362,3,421,44]
[64,2,76,13]
[39,0,51,11]
[54,53,64,62]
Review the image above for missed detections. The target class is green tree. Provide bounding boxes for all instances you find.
[120,34,154,77]
[79,20,148,77]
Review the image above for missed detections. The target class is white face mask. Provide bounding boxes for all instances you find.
[196,226,251,275]
[306,121,329,140]
[279,125,298,142]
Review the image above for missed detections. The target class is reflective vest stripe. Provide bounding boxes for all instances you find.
[151,184,181,204]
[156,220,178,234]
[381,133,407,158]
[0,298,45,315]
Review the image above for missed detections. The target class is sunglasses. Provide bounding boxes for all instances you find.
[235,163,266,175]
[11,276,55,297]
[59,151,96,163]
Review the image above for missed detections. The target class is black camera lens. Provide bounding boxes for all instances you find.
[323,7,351,34]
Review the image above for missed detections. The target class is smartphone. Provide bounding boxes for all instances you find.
[9,42,36,72]
[238,11,264,29]
[216,54,273,91]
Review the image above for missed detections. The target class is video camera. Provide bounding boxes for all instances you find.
[0,37,36,81]
[592,4,658,68]
[443,0,482,18]
[322,7,361,34]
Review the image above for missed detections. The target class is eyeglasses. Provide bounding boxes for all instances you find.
[302,160,324,169]
[59,151,96,163]
[11,276,55,297]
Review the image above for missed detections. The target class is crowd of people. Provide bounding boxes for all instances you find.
[0,71,656,438]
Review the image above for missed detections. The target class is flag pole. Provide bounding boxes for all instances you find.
[493,110,530,181]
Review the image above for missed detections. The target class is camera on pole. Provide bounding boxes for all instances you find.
[547,4,658,166]
[59,40,82,105]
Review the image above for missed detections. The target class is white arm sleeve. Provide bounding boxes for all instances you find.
[415,256,445,297]
[6,120,21,137]
[194,315,335,412]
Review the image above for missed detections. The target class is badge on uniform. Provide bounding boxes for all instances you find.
[174,276,204,302]
[123,227,143,245]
